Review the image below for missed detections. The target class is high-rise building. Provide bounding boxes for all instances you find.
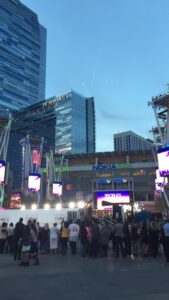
[114,131,153,152]
[0,0,46,110]
[8,90,95,191]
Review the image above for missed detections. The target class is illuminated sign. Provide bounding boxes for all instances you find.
[42,167,69,173]
[28,173,41,192]
[97,191,131,210]
[53,182,62,196]
[157,147,169,176]
[0,161,6,184]
[93,164,132,171]
[156,169,168,187]
[10,193,21,209]
[42,93,71,107]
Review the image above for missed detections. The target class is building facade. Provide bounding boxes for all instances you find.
[60,151,156,207]
[20,150,156,209]
[42,90,95,154]
[0,0,46,110]
[114,131,153,152]
[7,90,95,191]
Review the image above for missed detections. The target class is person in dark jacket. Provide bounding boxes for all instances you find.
[140,221,149,257]
[14,218,25,260]
[100,222,111,257]
[123,221,132,257]
[149,220,159,258]
[79,222,88,258]
[90,220,100,258]
[113,219,125,258]
[19,225,31,266]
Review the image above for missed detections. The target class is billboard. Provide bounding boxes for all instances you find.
[156,169,168,187]
[0,160,6,184]
[96,191,131,210]
[155,179,163,192]
[28,173,41,192]
[9,193,21,209]
[157,147,169,176]
[52,181,62,196]
[32,150,40,166]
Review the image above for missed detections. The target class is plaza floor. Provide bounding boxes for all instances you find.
[0,254,169,300]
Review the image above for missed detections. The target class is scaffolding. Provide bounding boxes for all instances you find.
[21,134,44,206]
[45,152,65,204]
[149,93,169,212]
[0,113,13,207]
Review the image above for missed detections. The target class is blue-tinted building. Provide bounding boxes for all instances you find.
[51,90,95,154]
[8,90,95,191]
[0,0,46,110]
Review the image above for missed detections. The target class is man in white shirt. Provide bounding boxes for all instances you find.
[68,221,80,255]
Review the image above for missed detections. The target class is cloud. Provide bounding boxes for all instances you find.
[98,109,148,121]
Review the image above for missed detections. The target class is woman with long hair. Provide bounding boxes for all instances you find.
[30,223,39,265]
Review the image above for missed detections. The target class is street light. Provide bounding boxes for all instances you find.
[77,201,85,209]
[69,201,75,209]
[44,203,50,210]
[21,205,26,210]
[55,203,62,210]
[31,204,37,210]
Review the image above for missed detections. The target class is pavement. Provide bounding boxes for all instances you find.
[0,253,169,300]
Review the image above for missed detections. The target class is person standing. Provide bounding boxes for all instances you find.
[131,221,139,257]
[19,225,31,267]
[30,223,39,265]
[14,218,25,260]
[90,220,100,258]
[162,219,169,262]
[149,220,159,258]
[123,221,132,258]
[69,220,79,255]
[7,223,14,254]
[113,219,124,258]
[60,221,69,255]
[140,221,149,257]
[0,222,8,253]
[100,222,111,257]
[79,221,88,258]
[39,224,50,254]
[50,223,59,254]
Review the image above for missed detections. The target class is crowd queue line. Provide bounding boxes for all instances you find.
[0,216,169,266]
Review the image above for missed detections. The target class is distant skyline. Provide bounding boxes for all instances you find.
[22,0,169,151]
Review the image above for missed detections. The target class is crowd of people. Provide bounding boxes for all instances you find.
[0,216,169,266]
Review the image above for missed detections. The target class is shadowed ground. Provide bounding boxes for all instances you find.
[0,254,169,300]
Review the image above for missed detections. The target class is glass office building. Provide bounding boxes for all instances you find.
[0,0,46,110]
[8,90,95,191]
[53,91,95,154]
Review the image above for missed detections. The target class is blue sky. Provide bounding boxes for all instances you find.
[22,0,169,151]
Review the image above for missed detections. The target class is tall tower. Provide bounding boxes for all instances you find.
[149,93,169,210]
[0,0,46,110]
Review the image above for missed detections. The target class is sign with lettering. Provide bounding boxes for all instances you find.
[93,164,132,171]
[97,190,131,210]
[42,93,71,107]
